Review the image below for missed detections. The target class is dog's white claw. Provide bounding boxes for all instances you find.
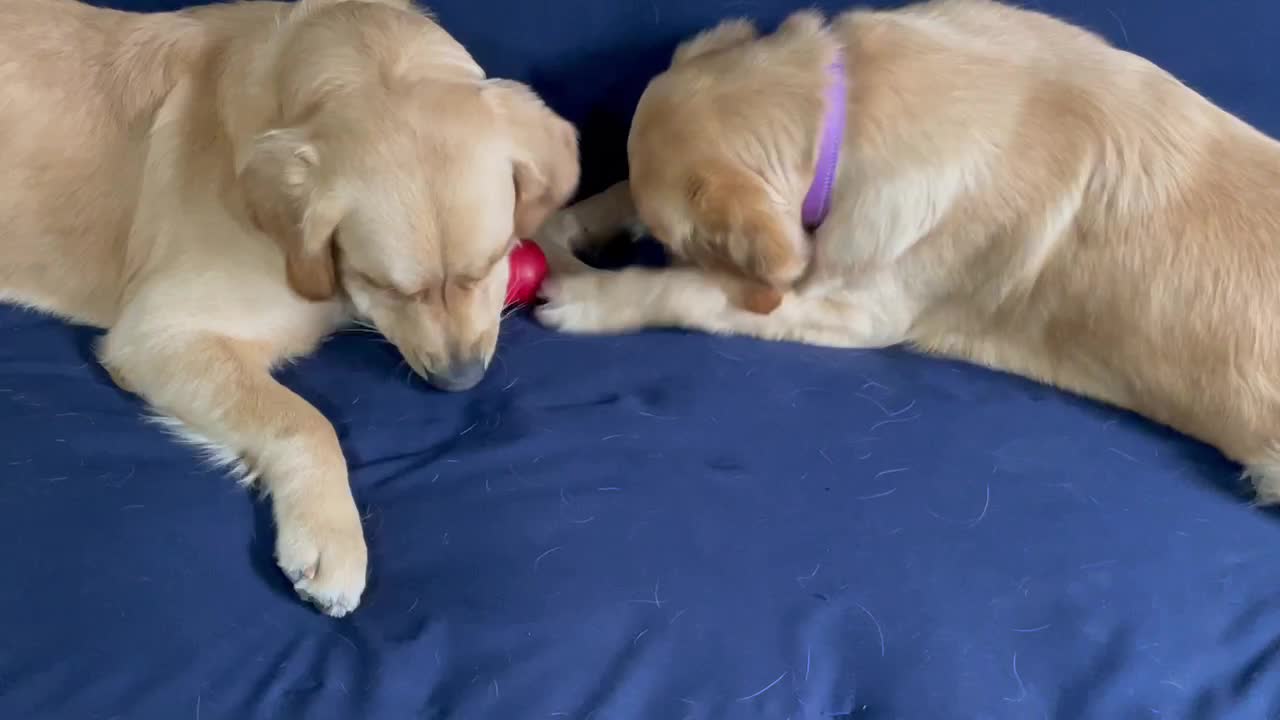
[535,275,605,333]
[274,498,368,618]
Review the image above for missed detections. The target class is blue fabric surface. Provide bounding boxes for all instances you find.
[4,1,1280,719]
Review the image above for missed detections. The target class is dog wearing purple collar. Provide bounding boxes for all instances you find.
[536,0,1280,505]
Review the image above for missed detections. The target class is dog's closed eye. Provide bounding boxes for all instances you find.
[352,270,433,302]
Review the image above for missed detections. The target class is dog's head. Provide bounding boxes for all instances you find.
[237,0,578,391]
[628,12,838,313]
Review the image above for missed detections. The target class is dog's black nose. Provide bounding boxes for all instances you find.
[428,359,486,392]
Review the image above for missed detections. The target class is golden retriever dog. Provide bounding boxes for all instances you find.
[535,0,1280,502]
[0,0,578,616]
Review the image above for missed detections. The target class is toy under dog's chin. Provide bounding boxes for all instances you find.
[505,239,549,308]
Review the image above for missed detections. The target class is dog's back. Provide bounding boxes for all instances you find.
[0,0,213,326]
[839,0,1280,479]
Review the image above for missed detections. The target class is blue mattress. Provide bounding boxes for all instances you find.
[4,1,1280,719]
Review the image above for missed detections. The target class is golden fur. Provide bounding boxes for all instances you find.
[536,0,1280,500]
[0,0,578,615]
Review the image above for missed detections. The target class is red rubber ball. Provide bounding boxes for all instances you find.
[505,239,549,307]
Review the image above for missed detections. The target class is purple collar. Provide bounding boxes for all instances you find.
[800,59,846,231]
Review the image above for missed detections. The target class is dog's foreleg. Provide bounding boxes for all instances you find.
[98,330,367,617]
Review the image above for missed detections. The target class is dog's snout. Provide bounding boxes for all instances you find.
[426,358,487,392]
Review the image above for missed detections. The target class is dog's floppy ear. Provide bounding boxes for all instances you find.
[486,80,581,238]
[672,18,759,65]
[687,161,809,313]
[238,129,344,301]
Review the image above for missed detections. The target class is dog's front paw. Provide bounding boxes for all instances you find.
[274,492,368,618]
[536,273,628,334]
[534,208,585,250]
[532,212,595,275]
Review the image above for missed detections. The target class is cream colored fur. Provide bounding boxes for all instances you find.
[0,0,578,616]
[536,0,1280,501]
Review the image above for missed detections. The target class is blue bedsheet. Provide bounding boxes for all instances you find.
[4,1,1280,719]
